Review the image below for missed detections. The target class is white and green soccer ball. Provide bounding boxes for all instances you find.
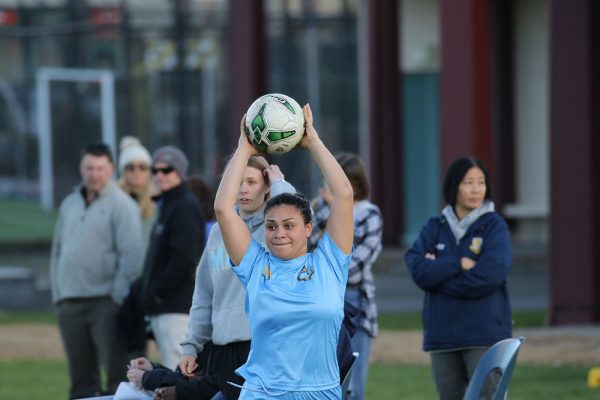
[244,93,305,154]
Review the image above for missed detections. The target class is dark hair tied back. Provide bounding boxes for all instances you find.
[264,192,312,225]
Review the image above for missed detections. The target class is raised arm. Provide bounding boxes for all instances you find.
[213,115,257,265]
[301,104,354,254]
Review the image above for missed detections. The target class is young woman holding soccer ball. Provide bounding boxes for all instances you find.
[214,103,354,399]
[175,157,294,400]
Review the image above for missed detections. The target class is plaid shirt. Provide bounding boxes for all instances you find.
[309,198,383,337]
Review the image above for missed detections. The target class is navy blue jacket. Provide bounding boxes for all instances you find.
[405,212,512,351]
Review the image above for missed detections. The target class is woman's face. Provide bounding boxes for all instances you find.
[238,166,270,214]
[123,161,150,190]
[264,204,312,260]
[455,166,486,217]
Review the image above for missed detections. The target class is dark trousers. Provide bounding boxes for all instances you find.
[208,341,251,400]
[56,296,128,399]
[430,348,499,400]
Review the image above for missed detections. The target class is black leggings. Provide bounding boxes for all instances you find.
[206,341,251,400]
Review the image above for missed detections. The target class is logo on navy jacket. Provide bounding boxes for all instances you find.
[469,237,483,254]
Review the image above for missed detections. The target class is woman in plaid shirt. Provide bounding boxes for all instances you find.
[309,152,383,400]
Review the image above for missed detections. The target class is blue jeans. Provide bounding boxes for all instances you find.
[345,289,372,400]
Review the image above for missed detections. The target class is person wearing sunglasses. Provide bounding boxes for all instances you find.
[118,136,159,244]
[140,146,206,370]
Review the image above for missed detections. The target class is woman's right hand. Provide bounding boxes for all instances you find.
[179,354,198,377]
[239,114,260,155]
[298,103,321,150]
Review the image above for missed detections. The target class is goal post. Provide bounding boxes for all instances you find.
[36,67,116,210]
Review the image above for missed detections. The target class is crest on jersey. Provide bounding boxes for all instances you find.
[297,265,315,281]
[262,264,272,280]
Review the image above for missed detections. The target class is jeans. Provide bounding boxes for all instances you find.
[345,289,372,400]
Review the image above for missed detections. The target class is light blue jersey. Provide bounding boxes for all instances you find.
[231,232,351,397]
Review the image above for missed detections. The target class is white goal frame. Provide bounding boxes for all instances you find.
[36,67,116,210]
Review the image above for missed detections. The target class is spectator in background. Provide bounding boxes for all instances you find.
[309,152,383,400]
[50,143,143,399]
[141,146,205,370]
[404,156,512,400]
[118,136,158,243]
[187,175,216,243]
[115,137,157,360]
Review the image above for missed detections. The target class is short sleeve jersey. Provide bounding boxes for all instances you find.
[231,232,351,392]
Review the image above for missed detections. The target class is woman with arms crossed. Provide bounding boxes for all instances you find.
[405,156,512,400]
[214,103,354,399]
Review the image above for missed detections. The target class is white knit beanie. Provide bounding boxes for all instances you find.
[118,136,152,172]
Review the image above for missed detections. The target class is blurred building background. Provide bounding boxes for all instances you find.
[0,0,598,325]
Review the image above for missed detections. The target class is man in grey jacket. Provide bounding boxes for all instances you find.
[50,143,143,399]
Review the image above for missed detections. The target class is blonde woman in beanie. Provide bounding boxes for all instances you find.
[118,136,158,242]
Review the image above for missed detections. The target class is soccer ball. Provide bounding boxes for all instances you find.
[244,93,305,154]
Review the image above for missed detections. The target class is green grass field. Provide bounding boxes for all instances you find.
[0,311,57,325]
[365,363,597,400]
[377,309,546,331]
[0,360,596,400]
[0,199,57,244]
[2,310,596,399]
[0,310,546,330]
